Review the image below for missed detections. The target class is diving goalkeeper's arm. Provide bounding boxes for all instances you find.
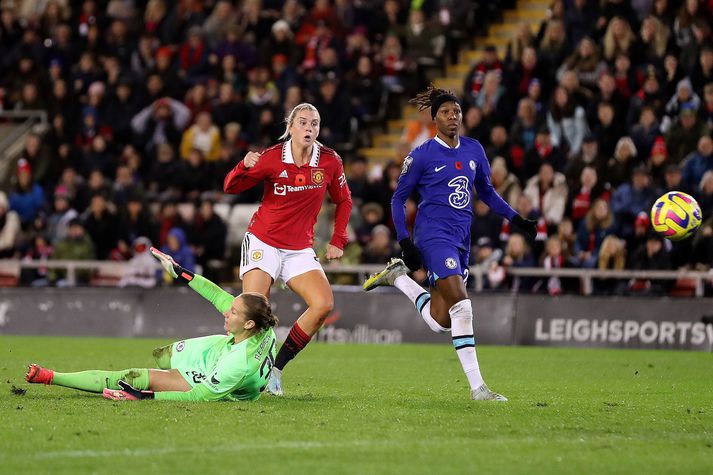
[150,247,234,314]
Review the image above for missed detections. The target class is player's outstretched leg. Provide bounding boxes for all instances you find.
[26,364,54,384]
[365,258,448,333]
[26,365,150,393]
[363,258,408,290]
[449,299,507,402]
[266,368,283,396]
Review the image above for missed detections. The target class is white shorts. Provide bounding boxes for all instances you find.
[239,232,324,285]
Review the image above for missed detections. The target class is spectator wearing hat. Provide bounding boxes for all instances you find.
[362,224,399,264]
[627,211,651,255]
[261,19,298,66]
[663,77,701,129]
[0,191,20,258]
[665,104,708,163]
[9,158,46,229]
[118,236,159,289]
[648,135,671,186]
[611,164,658,239]
[681,135,713,191]
[47,188,78,245]
[49,218,95,287]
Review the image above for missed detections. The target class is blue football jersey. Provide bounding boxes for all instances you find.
[392,136,516,249]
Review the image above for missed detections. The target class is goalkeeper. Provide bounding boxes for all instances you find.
[25,248,278,402]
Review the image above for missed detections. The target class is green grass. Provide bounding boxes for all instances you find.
[0,336,712,475]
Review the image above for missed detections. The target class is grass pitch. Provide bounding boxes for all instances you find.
[0,336,711,475]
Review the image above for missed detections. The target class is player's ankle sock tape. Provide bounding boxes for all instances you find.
[52,368,149,393]
[275,323,311,370]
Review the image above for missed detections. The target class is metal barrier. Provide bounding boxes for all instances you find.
[1,260,711,296]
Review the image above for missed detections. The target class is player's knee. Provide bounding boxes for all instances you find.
[448,299,472,321]
[153,345,171,369]
[310,296,334,322]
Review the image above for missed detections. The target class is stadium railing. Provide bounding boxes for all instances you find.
[1,260,711,296]
[0,109,49,188]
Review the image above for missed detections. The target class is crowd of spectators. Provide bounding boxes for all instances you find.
[0,0,493,285]
[0,0,712,297]
[350,0,713,296]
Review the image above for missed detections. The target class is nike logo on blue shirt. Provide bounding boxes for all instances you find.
[435,165,446,172]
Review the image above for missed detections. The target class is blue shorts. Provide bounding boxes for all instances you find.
[417,240,469,288]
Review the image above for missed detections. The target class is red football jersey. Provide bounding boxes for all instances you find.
[224,140,352,250]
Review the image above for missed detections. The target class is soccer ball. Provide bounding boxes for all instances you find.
[650,191,702,241]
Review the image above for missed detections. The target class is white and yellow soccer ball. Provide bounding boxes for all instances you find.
[650,191,703,241]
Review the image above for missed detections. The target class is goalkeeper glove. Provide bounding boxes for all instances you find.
[102,380,154,401]
[398,238,422,272]
[150,246,194,284]
[511,215,538,242]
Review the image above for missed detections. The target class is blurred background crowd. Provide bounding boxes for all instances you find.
[0,0,711,295]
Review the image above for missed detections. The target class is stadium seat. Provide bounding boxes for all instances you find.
[226,203,260,248]
[177,202,196,224]
[213,202,231,222]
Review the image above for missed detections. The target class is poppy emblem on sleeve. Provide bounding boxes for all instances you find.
[251,250,264,261]
[311,168,325,185]
[295,174,306,186]
[455,161,462,170]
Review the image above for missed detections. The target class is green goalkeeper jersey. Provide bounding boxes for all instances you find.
[153,275,276,402]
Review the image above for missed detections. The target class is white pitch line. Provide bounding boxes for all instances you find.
[34,439,402,460]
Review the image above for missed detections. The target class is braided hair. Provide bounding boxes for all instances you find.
[241,292,279,331]
[408,84,460,119]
